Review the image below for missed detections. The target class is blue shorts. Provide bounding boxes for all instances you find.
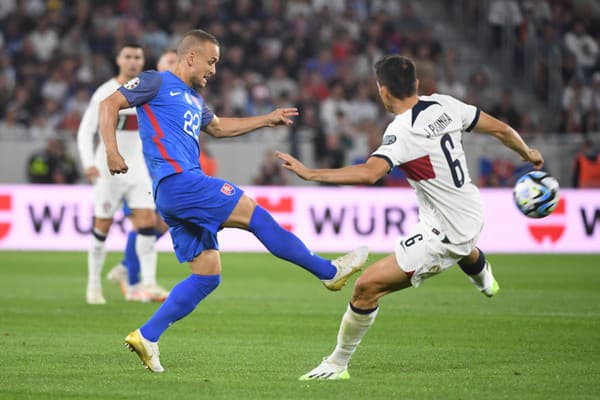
[155,169,244,263]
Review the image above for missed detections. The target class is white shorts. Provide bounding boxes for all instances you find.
[93,175,155,218]
[395,222,479,288]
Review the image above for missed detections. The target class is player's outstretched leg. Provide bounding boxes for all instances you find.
[125,273,220,372]
[300,303,379,380]
[248,205,368,290]
[458,247,499,297]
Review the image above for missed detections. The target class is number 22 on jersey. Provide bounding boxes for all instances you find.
[183,110,200,140]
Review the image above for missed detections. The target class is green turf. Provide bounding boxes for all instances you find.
[0,251,599,400]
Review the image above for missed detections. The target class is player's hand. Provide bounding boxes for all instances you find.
[524,148,544,170]
[276,151,311,180]
[106,151,128,175]
[84,166,100,183]
[266,108,299,127]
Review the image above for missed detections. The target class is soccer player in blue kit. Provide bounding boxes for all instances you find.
[98,29,368,373]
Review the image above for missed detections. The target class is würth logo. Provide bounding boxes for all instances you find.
[0,194,12,240]
[528,197,566,244]
[221,183,235,196]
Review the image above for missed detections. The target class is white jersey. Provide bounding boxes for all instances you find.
[372,94,484,243]
[77,78,149,182]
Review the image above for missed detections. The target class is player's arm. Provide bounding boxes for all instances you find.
[276,151,390,185]
[474,111,544,169]
[99,91,131,175]
[203,108,299,138]
[76,96,101,183]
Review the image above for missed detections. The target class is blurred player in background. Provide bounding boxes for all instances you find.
[77,44,168,305]
[277,55,544,380]
[108,49,181,301]
[99,29,367,373]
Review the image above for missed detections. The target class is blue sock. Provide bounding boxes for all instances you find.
[249,205,336,280]
[123,231,140,285]
[140,274,221,342]
[124,229,165,286]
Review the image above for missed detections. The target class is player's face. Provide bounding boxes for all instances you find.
[117,47,145,79]
[189,42,220,90]
[157,52,177,72]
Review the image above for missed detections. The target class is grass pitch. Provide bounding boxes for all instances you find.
[0,251,598,400]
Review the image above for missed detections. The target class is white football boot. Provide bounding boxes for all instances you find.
[468,261,500,297]
[322,246,369,291]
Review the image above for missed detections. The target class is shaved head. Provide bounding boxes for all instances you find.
[173,29,220,90]
[177,30,219,59]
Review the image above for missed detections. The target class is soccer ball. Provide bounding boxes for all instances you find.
[513,171,560,218]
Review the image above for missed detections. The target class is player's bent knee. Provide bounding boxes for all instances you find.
[352,276,379,305]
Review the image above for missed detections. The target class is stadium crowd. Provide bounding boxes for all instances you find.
[0,0,599,186]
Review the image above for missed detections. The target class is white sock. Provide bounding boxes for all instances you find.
[136,233,157,287]
[87,234,106,290]
[470,262,490,287]
[327,304,379,367]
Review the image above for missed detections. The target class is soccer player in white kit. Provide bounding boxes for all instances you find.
[77,44,167,304]
[277,55,545,380]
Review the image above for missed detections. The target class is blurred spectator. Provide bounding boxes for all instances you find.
[564,20,599,81]
[267,64,298,100]
[561,77,593,133]
[347,82,378,124]
[488,0,522,50]
[253,150,289,186]
[320,81,351,134]
[304,49,337,82]
[490,89,521,129]
[572,139,600,187]
[437,68,466,100]
[465,67,492,109]
[397,2,423,35]
[26,137,79,184]
[0,106,27,139]
[478,158,516,187]
[29,16,58,62]
[41,68,68,102]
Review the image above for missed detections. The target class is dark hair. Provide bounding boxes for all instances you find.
[118,43,143,54]
[374,55,417,100]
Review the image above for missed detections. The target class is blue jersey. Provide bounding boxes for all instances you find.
[118,70,214,194]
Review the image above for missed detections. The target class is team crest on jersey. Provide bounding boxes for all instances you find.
[184,92,193,105]
[382,135,397,145]
[124,77,140,90]
[221,183,235,196]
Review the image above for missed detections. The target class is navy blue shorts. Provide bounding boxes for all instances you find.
[155,169,244,262]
